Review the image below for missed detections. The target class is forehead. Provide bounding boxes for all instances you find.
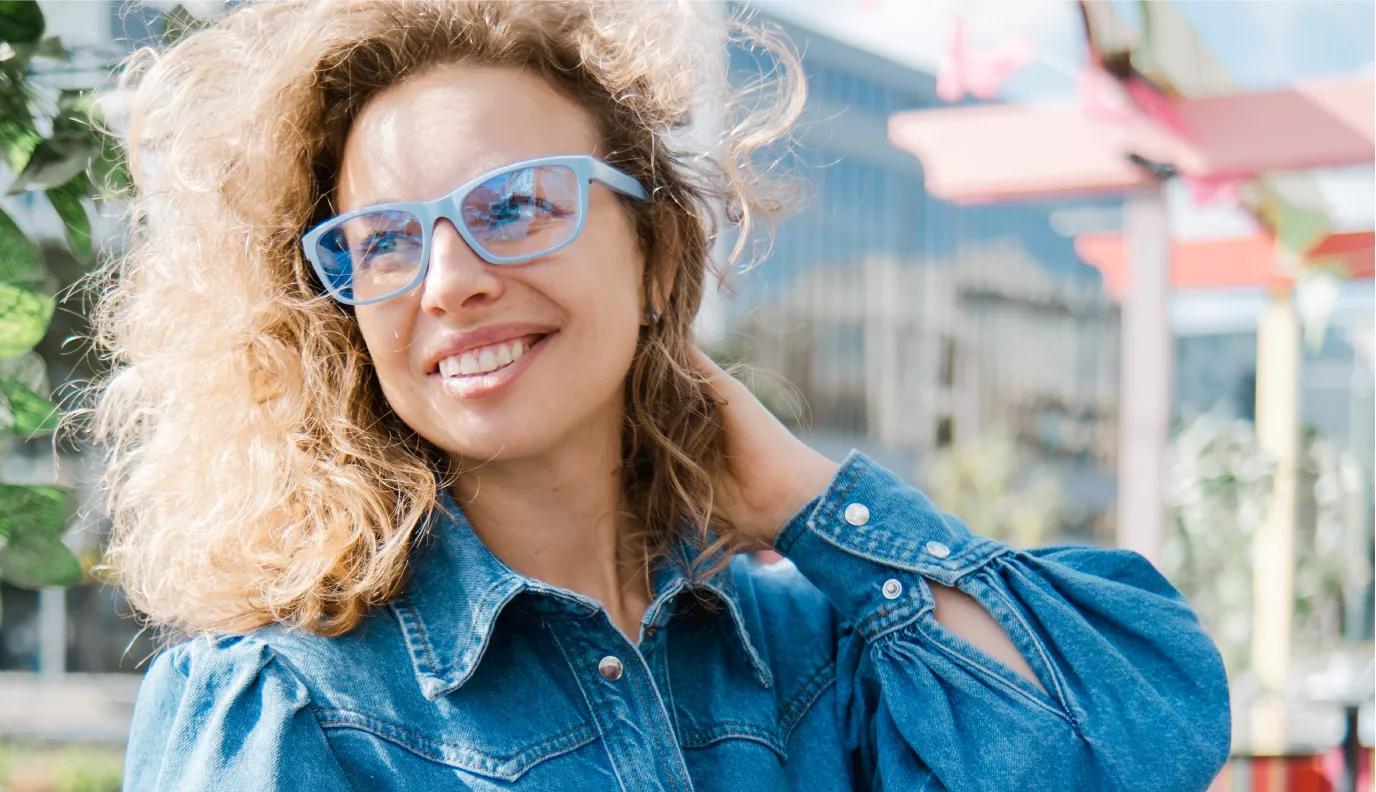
[336,63,602,211]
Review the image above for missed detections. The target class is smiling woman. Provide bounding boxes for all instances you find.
[66,1,1230,790]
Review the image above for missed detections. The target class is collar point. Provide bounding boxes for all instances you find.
[420,678,447,700]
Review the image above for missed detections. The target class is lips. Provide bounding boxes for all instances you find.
[429,330,555,399]
[425,332,552,376]
[422,322,562,376]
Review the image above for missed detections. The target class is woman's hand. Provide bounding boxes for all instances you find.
[688,345,841,548]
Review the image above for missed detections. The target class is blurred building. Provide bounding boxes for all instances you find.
[742,244,1119,536]
[722,5,1122,536]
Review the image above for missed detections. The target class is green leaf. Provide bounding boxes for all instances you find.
[0,376,57,435]
[0,484,80,589]
[0,116,41,175]
[0,206,42,285]
[0,525,82,588]
[0,483,71,541]
[0,282,53,358]
[45,172,91,259]
[4,131,93,194]
[0,1,44,46]
[159,4,210,46]
[88,128,132,198]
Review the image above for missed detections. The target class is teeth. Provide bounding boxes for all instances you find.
[438,336,535,377]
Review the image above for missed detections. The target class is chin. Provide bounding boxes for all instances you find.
[431,414,565,465]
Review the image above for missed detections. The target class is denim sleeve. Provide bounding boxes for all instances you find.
[773,449,1231,792]
[123,634,353,791]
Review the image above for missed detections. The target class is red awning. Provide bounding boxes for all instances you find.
[1074,231,1374,300]
[888,75,1375,204]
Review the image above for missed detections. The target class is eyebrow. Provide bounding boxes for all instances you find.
[336,157,525,214]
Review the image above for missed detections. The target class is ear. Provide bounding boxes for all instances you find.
[641,256,675,324]
[650,273,673,317]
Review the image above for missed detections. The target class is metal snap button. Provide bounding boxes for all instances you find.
[598,655,624,681]
[843,502,870,526]
[881,578,903,600]
[925,540,951,558]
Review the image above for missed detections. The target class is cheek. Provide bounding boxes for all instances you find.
[355,308,414,396]
[562,263,643,365]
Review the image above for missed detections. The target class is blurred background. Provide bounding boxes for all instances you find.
[0,0,1371,789]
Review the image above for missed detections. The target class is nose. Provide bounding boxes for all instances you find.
[418,218,505,315]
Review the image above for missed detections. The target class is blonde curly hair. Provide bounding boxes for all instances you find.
[64,0,804,642]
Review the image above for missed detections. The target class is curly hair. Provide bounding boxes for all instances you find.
[63,0,805,642]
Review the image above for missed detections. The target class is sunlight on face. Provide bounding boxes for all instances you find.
[336,64,646,467]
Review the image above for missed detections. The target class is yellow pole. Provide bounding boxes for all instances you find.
[1250,284,1300,752]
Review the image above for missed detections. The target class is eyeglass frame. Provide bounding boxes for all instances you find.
[301,153,651,306]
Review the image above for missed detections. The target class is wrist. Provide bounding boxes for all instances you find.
[762,453,839,544]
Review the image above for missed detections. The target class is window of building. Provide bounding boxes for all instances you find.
[936,415,954,448]
[939,335,957,387]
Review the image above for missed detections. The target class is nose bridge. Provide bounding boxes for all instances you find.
[421,216,501,309]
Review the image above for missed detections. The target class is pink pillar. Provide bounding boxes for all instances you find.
[1115,188,1172,564]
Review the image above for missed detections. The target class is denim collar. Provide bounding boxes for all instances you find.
[391,484,772,701]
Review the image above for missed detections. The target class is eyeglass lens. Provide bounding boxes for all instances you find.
[314,164,580,302]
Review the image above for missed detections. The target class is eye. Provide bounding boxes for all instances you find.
[353,230,420,262]
[483,194,567,225]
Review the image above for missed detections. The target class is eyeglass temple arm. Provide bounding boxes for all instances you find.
[590,160,649,201]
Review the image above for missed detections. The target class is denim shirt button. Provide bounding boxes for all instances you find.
[881,579,903,600]
[843,502,870,526]
[925,540,951,558]
[598,655,624,681]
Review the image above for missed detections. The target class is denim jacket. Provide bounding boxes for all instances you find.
[123,449,1231,790]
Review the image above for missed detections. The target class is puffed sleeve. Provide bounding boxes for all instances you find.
[123,633,354,791]
[772,449,1231,792]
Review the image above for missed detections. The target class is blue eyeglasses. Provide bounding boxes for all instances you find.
[302,154,650,306]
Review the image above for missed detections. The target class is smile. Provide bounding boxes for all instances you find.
[429,332,554,400]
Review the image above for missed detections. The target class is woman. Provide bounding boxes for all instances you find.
[82,1,1230,789]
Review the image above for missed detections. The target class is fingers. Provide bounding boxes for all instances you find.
[688,345,735,405]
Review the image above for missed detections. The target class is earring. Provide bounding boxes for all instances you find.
[648,307,661,324]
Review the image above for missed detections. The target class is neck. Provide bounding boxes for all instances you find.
[447,407,652,641]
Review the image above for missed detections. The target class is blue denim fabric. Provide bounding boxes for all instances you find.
[123,449,1231,790]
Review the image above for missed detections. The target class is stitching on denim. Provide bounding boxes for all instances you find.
[774,451,865,556]
[791,465,1013,577]
[389,599,439,681]
[806,453,866,537]
[906,614,1073,725]
[624,643,697,792]
[974,559,1080,730]
[453,578,525,686]
[856,596,927,640]
[656,635,685,740]
[313,707,597,780]
[544,621,627,791]
[719,593,774,689]
[778,657,837,743]
[807,526,1011,582]
[680,720,786,760]
[797,451,1016,581]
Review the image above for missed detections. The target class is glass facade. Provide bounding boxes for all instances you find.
[722,9,1112,321]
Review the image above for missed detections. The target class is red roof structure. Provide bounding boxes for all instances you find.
[1075,231,1375,300]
